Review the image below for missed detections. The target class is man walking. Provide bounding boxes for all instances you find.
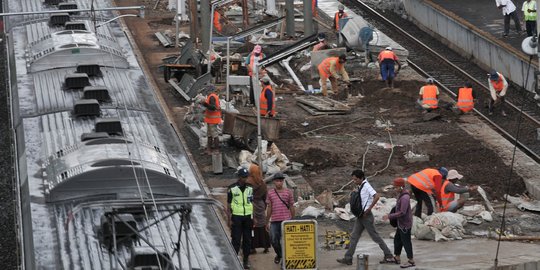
[265,173,295,265]
[337,170,395,265]
[522,0,537,36]
[488,69,508,116]
[227,168,254,269]
[496,0,523,37]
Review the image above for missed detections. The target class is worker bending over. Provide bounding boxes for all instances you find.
[313,33,329,52]
[418,77,439,112]
[488,69,508,116]
[200,86,222,154]
[454,82,475,114]
[377,47,401,88]
[318,54,350,96]
[407,168,445,217]
[259,77,276,117]
[439,170,478,212]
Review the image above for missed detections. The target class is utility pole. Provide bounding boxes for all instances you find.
[189,0,198,44]
[201,0,210,52]
[303,0,314,36]
[285,0,295,37]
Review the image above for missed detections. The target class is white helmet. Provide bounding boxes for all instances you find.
[385,46,392,51]
[338,4,345,11]
[426,77,435,84]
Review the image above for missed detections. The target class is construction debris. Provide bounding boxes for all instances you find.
[505,194,540,212]
[296,95,351,115]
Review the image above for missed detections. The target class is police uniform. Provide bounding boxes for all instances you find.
[227,182,254,264]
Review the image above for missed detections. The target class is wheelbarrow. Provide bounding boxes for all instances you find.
[223,112,281,151]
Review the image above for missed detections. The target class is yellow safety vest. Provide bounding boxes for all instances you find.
[523,1,537,21]
[230,185,253,216]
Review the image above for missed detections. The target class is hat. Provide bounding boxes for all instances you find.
[426,77,435,84]
[489,70,499,80]
[393,178,406,187]
[237,168,249,178]
[464,82,472,88]
[385,46,392,51]
[338,4,344,11]
[438,167,448,179]
[253,45,262,54]
[339,54,347,61]
[272,172,286,180]
[317,33,326,41]
[261,77,270,83]
[447,169,463,180]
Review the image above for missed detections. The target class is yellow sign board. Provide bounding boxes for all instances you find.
[282,220,318,270]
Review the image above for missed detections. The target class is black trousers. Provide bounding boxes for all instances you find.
[488,96,505,113]
[411,185,434,217]
[504,11,522,35]
[394,227,413,259]
[525,20,537,37]
[231,215,253,261]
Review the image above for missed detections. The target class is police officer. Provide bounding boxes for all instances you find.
[227,168,254,269]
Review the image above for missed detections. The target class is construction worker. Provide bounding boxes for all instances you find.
[406,168,445,217]
[334,4,348,38]
[488,69,508,116]
[418,77,439,112]
[454,82,475,114]
[246,45,265,77]
[259,77,275,117]
[200,86,222,154]
[440,170,478,212]
[312,33,329,52]
[318,54,350,96]
[213,9,224,33]
[359,26,374,63]
[227,168,254,269]
[377,47,401,88]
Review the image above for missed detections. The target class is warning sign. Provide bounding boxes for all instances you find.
[282,220,318,270]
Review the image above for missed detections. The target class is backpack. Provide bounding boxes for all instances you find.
[389,206,398,227]
[350,182,367,217]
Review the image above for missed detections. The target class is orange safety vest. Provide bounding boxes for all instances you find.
[407,168,439,194]
[378,50,396,62]
[422,85,438,109]
[334,12,348,30]
[213,11,222,32]
[259,85,276,116]
[312,0,318,17]
[456,87,474,113]
[204,93,222,124]
[490,74,504,92]
[439,180,455,211]
[318,57,342,79]
[248,53,263,76]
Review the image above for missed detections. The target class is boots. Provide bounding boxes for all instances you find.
[389,78,394,89]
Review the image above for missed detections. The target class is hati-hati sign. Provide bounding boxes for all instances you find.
[282,220,318,270]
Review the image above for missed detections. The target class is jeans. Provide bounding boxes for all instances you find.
[380,60,395,81]
[411,185,435,217]
[394,227,413,260]
[231,215,253,261]
[344,213,392,260]
[503,11,522,35]
[270,221,284,258]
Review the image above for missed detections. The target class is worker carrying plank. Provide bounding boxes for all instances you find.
[317,54,350,97]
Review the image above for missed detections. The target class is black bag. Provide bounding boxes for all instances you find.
[350,182,367,217]
[389,206,398,228]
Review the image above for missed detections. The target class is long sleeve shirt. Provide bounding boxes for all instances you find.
[496,0,517,15]
[488,74,508,100]
[388,189,412,229]
[264,87,274,114]
[444,181,469,194]
[329,60,350,81]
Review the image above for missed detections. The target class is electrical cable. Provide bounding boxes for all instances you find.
[493,55,533,268]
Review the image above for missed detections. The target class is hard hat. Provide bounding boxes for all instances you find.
[253,45,262,54]
[438,167,448,179]
[385,46,392,51]
[317,33,326,41]
[338,4,344,11]
[261,77,270,83]
[338,54,347,61]
[237,168,249,178]
[426,77,435,84]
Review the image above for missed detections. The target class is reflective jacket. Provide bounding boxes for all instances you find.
[230,185,254,216]
[377,50,397,63]
[490,74,505,92]
[439,180,455,211]
[407,168,438,194]
[260,85,276,116]
[456,87,474,113]
[422,85,438,109]
[204,93,222,124]
[318,57,348,80]
[213,11,222,32]
[248,53,264,76]
[334,11,348,30]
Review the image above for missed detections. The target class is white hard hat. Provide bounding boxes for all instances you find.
[338,4,344,11]
[426,77,435,83]
[385,46,392,51]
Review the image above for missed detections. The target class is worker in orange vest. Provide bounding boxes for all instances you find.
[377,47,401,89]
[259,77,275,117]
[200,86,222,154]
[418,77,439,112]
[454,82,475,114]
[488,69,508,116]
[317,54,350,96]
[439,170,478,212]
[213,9,224,33]
[406,167,446,217]
[334,5,348,36]
[312,33,329,52]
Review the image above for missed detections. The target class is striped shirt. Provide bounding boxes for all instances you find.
[266,188,294,222]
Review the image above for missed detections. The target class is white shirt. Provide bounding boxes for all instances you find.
[358,180,377,211]
[497,0,517,15]
[488,72,508,100]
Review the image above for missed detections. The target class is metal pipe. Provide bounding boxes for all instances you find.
[96,14,139,28]
[226,37,231,110]
[281,56,305,91]
[0,6,145,17]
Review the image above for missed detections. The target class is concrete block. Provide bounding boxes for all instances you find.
[212,152,223,174]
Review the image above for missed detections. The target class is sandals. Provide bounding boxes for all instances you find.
[400,260,416,268]
[379,256,399,264]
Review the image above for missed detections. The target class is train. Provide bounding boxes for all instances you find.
[5,0,241,269]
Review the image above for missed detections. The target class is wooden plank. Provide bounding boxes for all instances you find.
[296,96,350,112]
[168,79,191,101]
[297,103,346,116]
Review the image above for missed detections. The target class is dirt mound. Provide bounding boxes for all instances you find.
[296,147,344,171]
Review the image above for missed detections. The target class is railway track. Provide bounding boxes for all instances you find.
[348,0,540,162]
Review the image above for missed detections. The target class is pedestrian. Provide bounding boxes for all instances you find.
[312,33,329,52]
[259,77,275,117]
[317,54,350,96]
[377,47,401,89]
[337,170,395,265]
[383,178,415,268]
[246,163,270,254]
[265,173,295,265]
[496,0,523,37]
[487,69,508,116]
[522,0,537,36]
[406,167,445,218]
[227,168,254,269]
[439,170,478,212]
[200,86,222,155]
[417,77,439,113]
[454,82,475,114]
[246,45,266,77]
